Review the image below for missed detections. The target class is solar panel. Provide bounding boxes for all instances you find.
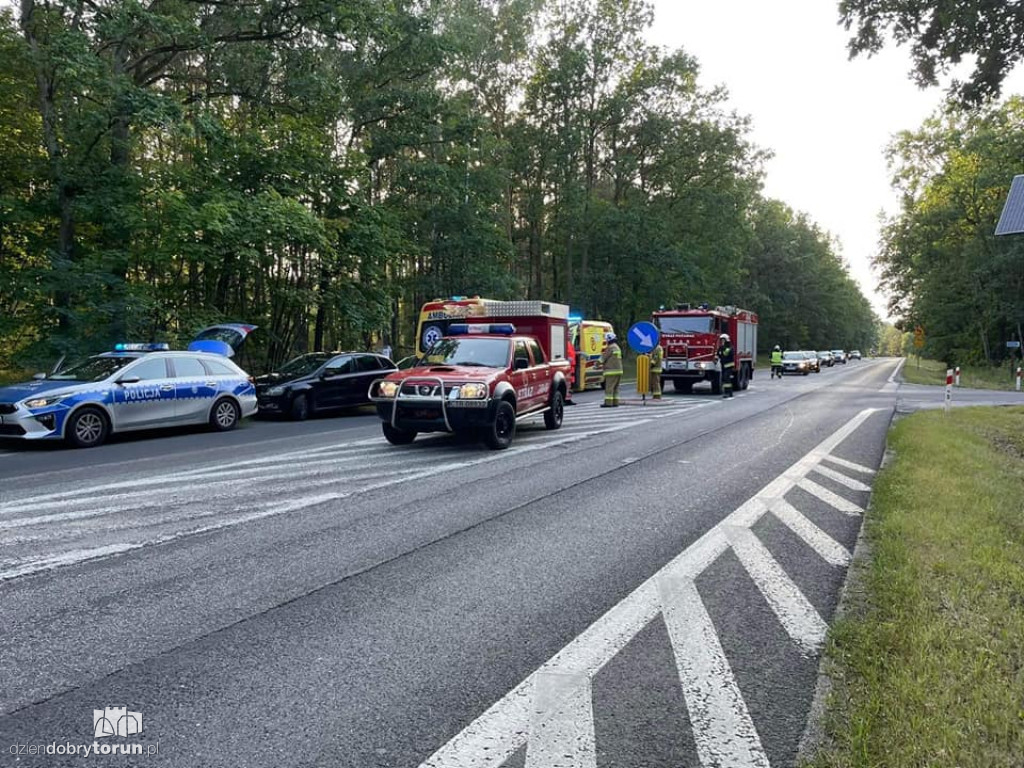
[995,175,1024,235]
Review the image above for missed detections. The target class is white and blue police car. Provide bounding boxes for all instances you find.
[0,343,257,448]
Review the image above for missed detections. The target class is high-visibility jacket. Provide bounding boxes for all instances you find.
[718,344,735,370]
[770,349,783,365]
[649,343,663,372]
[602,342,623,375]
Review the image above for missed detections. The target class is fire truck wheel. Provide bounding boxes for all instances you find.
[710,373,722,395]
[673,380,693,394]
[382,423,417,445]
[738,366,749,390]
[484,400,516,449]
[543,390,564,430]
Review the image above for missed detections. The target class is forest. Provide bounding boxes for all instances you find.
[1,0,878,372]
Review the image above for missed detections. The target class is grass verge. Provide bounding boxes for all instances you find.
[900,356,1023,390]
[805,406,1024,768]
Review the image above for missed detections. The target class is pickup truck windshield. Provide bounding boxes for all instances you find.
[422,337,512,369]
[656,316,713,334]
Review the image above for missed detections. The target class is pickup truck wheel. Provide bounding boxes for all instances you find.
[484,400,516,449]
[382,423,417,445]
[543,390,564,430]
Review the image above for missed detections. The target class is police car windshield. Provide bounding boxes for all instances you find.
[422,337,511,368]
[657,317,713,334]
[277,353,332,377]
[48,356,135,382]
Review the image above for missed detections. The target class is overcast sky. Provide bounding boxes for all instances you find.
[647,0,1024,321]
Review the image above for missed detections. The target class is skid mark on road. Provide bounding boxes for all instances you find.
[0,400,711,581]
[419,408,880,768]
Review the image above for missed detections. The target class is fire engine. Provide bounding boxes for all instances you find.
[652,303,758,395]
[370,301,572,449]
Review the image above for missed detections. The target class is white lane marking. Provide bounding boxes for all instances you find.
[796,478,864,515]
[660,574,770,768]
[811,464,872,492]
[887,358,905,384]
[723,525,828,656]
[821,455,875,475]
[768,498,851,567]
[525,672,596,768]
[417,408,880,768]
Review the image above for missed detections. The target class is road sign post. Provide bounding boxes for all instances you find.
[636,354,650,403]
[955,366,960,387]
[945,369,953,414]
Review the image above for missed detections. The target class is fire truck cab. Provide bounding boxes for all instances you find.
[652,303,758,395]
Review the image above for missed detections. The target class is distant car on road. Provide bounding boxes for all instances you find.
[801,351,822,373]
[781,351,813,375]
[255,352,397,420]
[817,350,835,367]
[849,350,862,360]
[831,349,848,364]
[0,344,256,448]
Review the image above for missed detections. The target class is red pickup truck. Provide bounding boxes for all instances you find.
[368,323,571,449]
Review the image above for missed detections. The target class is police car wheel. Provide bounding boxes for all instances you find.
[484,400,516,449]
[66,407,109,449]
[382,423,417,445]
[211,398,240,431]
[290,393,310,421]
[544,390,564,430]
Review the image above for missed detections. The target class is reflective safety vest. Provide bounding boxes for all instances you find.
[602,342,623,375]
[649,344,663,372]
[718,344,735,369]
[770,349,783,365]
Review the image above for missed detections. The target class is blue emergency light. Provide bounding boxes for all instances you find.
[568,314,584,323]
[448,323,516,336]
[113,342,170,352]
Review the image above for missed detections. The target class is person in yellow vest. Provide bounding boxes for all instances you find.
[770,344,783,379]
[649,341,664,399]
[601,332,623,407]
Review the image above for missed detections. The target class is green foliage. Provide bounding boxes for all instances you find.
[2,0,877,372]
[877,99,1024,367]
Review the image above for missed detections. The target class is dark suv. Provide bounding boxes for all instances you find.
[256,352,397,420]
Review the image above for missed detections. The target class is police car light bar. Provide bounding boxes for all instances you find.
[448,323,517,336]
[114,342,170,352]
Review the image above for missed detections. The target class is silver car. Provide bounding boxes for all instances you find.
[0,346,257,448]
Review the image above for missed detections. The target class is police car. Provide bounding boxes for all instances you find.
[0,343,257,448]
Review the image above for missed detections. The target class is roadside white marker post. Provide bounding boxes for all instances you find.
[945,369,953,414]
[1017,367,1022,392]
[955,366,961,386]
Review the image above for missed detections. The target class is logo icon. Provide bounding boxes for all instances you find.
[93,707,143,738]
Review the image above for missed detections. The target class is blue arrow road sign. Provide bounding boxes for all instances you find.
[627,321,660,354]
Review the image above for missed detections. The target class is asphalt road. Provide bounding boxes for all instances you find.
[0,357,963,767]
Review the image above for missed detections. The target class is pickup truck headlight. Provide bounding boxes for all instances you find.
[24,394,69,409]
[265,386,286,396]
[458,382,488,399]
[377,381,399,398]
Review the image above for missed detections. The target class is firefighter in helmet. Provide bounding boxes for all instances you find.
[717,333,735,398]
[770,344,783,379]
[601,331,623,407]
[649,338,664,399]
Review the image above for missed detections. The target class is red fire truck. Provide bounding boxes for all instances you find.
[652,303,758,395]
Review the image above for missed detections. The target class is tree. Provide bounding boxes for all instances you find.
[839,0,1024,106]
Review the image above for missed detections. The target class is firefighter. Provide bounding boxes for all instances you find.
[601,332,623,407]
[770,344,783,379]
[649,340,664,399]
[718,333,735,398]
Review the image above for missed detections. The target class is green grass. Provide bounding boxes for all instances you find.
[900,356,1023,390]
[805,407,1024,768]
